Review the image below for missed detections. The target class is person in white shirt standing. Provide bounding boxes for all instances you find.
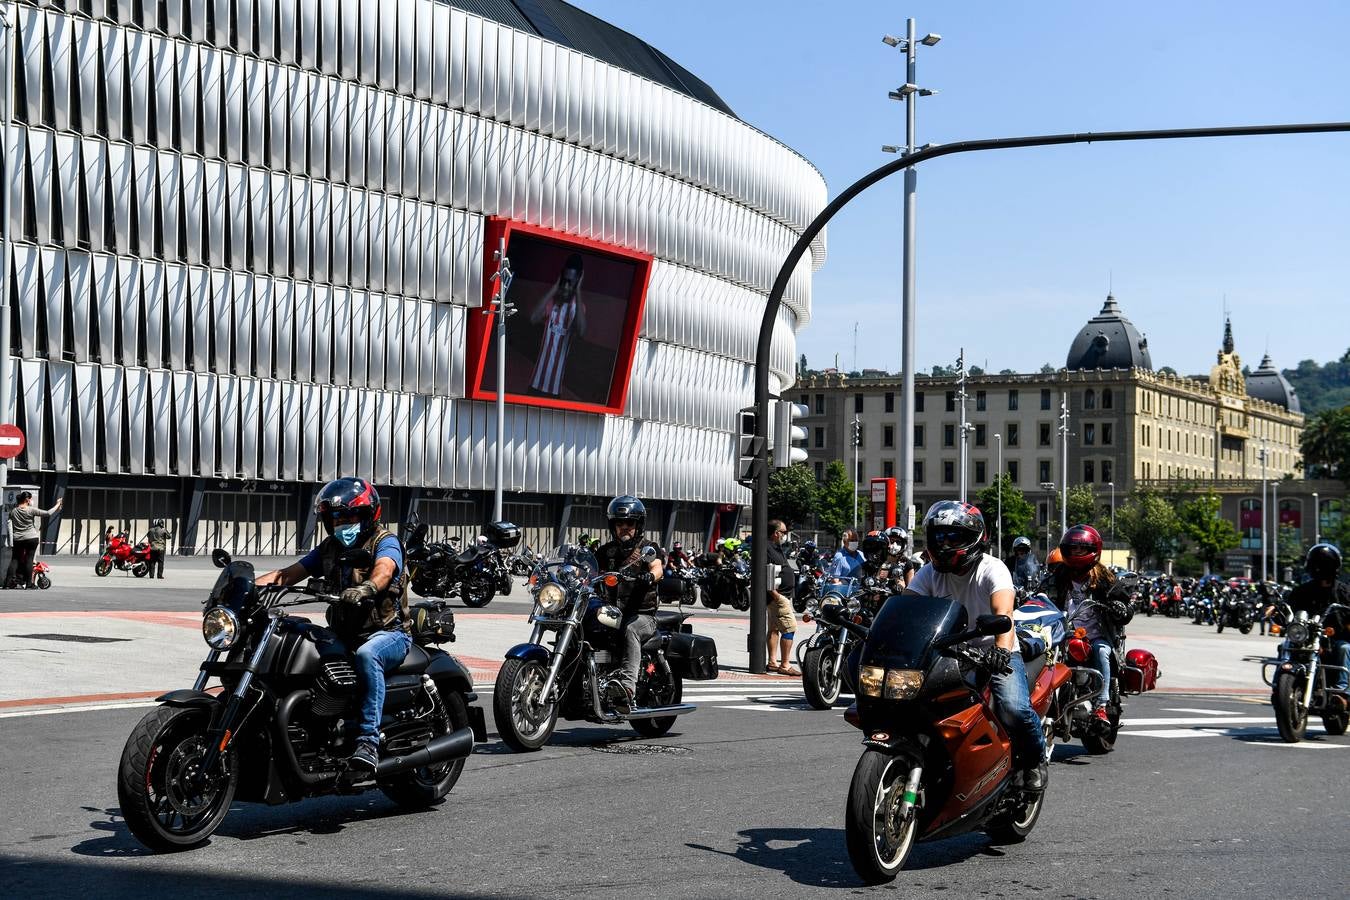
[905,500,1048,793]
[529,253,588,397]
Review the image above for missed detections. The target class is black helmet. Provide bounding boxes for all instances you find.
[314,477,382,547]
[860,531,890,565]
[884,527,910,556]
[606,495,646,550]
[1305,543,1342,582]
[1011,536,1032,553]
[922,500,988,576]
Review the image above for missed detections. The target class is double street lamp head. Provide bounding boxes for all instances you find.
[881,33,942,49]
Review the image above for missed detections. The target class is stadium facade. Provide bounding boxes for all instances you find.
[2,0,827,554]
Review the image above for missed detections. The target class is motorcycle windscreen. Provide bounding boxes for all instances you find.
[862,594,967,670]
[208,560,258,610]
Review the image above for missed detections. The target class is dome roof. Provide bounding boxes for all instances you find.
[1065,295,1153,371]
[1246,353,1301,413]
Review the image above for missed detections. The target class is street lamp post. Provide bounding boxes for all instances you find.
[1272,480,1280,583]
[995,433,1002,554]
[1058,392,1070,538]
[883,20,940,537]
[1107,480,1115,549]
[1258,441,1268,583]
[1313,490,1320,544]
[0,4,15,497]
[956,349,969,502]
[852,414,861,530]
[1039,481,1057,556]
[487,238,516,523]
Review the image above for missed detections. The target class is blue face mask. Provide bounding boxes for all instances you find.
[334,523,363,547]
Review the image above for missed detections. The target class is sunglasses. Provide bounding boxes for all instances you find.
[929,527,975,549]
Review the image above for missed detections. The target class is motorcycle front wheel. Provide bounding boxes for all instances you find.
[1273,673,1308,743]
[802,646,842,710]
[845,748,921,884]
[493,658,558,752]
[94,558,112,577]
[1216,617,1225,634]
[460,574,495,608]
[731,586,750,612]
[35,574,51,590]
[1239,622,1253,635]
[117,705,238,851]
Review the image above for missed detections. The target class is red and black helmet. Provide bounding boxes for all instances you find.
[923,500,988,575]
[1058,524,1102,574]
[314,477,382,542]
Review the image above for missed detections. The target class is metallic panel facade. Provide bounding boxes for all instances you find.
[8,0,825,509]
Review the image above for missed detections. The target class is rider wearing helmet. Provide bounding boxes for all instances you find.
[146,517,174,580]
[881,526,918,588]
[905,501,1048,792]
[796,539,821,570]
[1041,525,1133,726]
[667,541,693,571]
[257,477,410,775]
[1006,535,1040,591]
[1289,544,1350,696]
[594,495,666,715]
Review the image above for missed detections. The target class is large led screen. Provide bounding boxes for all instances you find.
[467,219,652,415]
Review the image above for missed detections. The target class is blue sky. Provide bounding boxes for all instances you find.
[575,0,1350,377]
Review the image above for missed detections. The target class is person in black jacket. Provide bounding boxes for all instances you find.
[594,495,665,714]
[1288,544,1350,695]
[1040,525,1134,726]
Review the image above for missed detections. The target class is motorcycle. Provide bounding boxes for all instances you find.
[836,597,1065,883]
[1215,593,1255,635]
[1190,592,1216,626]
[115,548,485,851]
[792,563,823,614]
[508,543,539,577]
[95,532,154,577]
[799,577,878,709]
[1023,596,1160,755]
[32,560,51,589]
[407,521,519,607]
[492,544,718,751]
[1260,601,1350,742]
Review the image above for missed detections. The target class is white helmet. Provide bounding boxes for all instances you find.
[1012,536,1032,553]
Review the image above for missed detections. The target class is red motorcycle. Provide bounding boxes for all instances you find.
[32,560,52,590]
[95,533,153,577]
[836,596,1071,883]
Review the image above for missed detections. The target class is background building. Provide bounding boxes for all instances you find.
[796,296,1313,567]
[3,0,826,554]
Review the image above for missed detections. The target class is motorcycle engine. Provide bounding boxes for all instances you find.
[311,660,358,716]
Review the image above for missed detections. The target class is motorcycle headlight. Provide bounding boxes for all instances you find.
[202,607,239,650]
[1285,622,1309,646]
[860,665,885,698]
[884,669,925,700]
[536,582,567,615]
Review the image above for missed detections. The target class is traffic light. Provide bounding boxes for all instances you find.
[736,408,765,487]
[773,401,809,468]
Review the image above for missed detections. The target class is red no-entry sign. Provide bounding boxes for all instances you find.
[0,424,25,460]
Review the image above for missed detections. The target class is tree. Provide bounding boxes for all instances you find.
[1275,524,1306,577]
[999,368,1016,375]
[968,365,985,376]
[930,364,956,377]
[975,474,1035,556]
[1039,363,1056,374]
[1283,348,1350,415]
[767,464,817,529]
[1177,492,1241,573]
[816,460,857,539]
[1301,405,1350,481]
[1114,490,1182,568]
[1057,484,1099,529]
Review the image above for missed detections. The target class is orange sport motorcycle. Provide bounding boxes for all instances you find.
[833,595,1070,884]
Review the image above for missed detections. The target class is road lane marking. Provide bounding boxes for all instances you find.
[0,700,158,719]
[1122,716,1276,726]
[1162,707,1245,716]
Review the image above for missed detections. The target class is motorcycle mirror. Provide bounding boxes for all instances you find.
[211,548,232,568]
[339,548,375,569]
[976,614,1012,636]
[640,545,658,560]
[407,522,429,545]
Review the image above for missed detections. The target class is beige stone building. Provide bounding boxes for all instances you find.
[793,296,1309,563]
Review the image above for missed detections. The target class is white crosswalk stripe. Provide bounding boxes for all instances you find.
[1117,707,1346,747]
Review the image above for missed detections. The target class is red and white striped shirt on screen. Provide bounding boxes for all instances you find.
[530,299,577,396]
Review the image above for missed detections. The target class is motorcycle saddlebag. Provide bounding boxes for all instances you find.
[483,521,521,549]
[409,601,457,645]
[1121,648,1160,694]
[667,632,719,680]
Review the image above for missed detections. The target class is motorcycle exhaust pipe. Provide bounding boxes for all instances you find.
[375,726,474,776]
[624,704,697,721]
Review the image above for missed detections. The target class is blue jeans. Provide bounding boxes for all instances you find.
[353,629,413,743]
[1091,639,1113,707]
[991,651,1047,768]
[1329,640,1350,693]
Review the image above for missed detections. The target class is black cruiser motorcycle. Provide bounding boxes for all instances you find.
[116,550,485,851]
[492,545,719,751]
[1261,601,1350,742]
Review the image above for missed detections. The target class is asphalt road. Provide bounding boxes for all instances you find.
[1,685,1346,899]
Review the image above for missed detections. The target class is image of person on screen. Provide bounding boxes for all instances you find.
[529,253,589,396]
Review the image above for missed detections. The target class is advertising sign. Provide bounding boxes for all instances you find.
[869,477,896,532]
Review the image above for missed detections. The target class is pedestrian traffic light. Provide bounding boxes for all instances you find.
[736,408,765,487]
[773,401,809,468]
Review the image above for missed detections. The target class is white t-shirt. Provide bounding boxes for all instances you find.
[907,556,1014,646]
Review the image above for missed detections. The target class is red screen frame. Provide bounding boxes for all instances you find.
[465,218,653,416]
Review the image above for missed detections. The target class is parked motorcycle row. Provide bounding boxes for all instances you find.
[1131,574,1289,636]
[403,520,519,608]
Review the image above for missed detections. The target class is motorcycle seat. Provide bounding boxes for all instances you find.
[654,610,688,631]
[1023,653,1046,688]
[455,548,483,565]
[391,642,431,676]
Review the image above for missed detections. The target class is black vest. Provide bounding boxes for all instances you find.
[320,528,410,638]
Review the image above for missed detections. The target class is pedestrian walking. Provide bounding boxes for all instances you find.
[145,518,173,579]
[764,519,800,675]
[8,491,62,589]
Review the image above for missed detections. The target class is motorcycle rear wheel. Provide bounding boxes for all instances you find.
[379,691,469,807]
[460,575,495,608]
[94,558,112,577]
[1273,674,1308,743]
[631,671,683,738]
[1082,702,1121,754]
[1216,617,1225,633]
[493,658,558,752]
[132,563,149,578]
[1321,712,1349,736]
[986,782,1045,844]
[700,592,721,610]
[845,748,920,885]
[1239,623,1253,635]
[117,705,238,851]
[731,587,750,612]
[802,646,842,710]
